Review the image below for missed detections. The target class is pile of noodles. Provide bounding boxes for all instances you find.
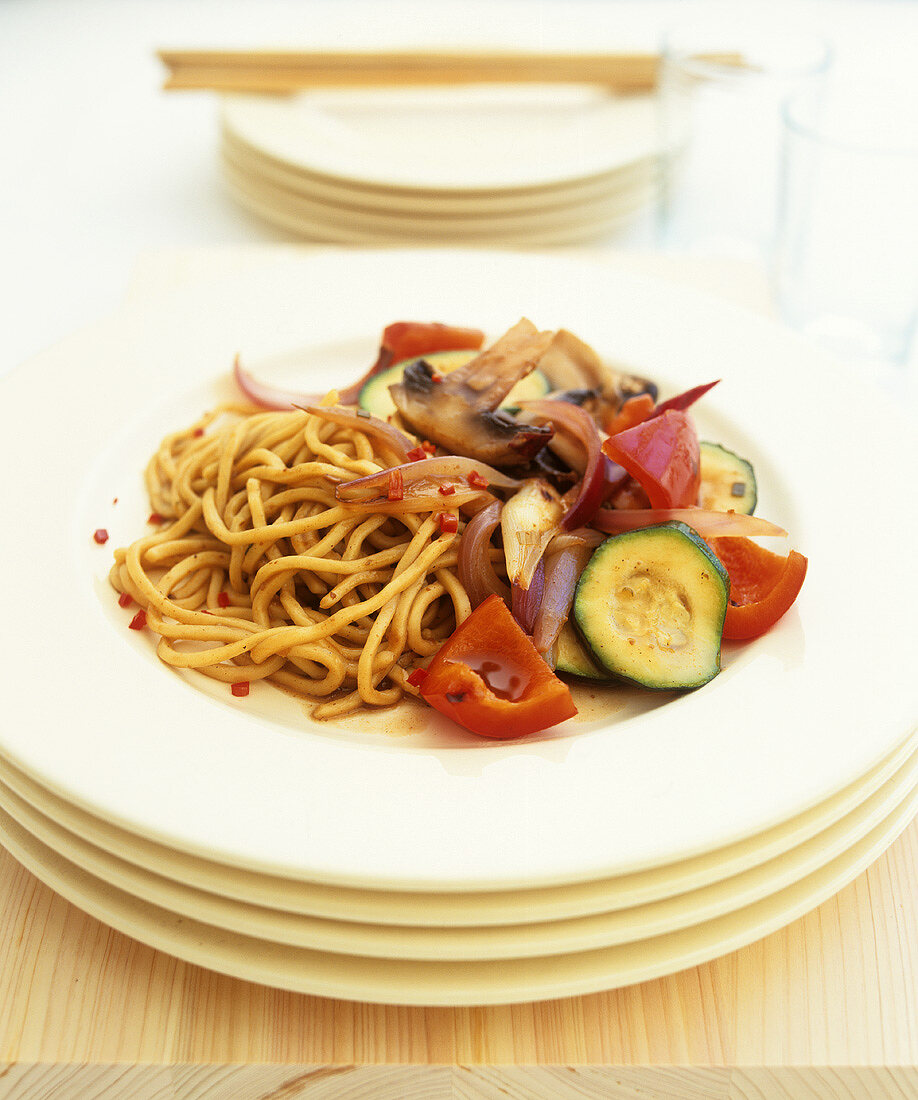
[109,403,485,720]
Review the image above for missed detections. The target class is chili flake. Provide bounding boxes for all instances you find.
[406,446,427,462]
[117,591,133,609]
[438,484,456,496]
[387,468,405,502]
[147,512,164,525]
[468,470,489,490]
[129,610,147,631]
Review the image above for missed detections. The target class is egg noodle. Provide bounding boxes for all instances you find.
[109,404,475,719]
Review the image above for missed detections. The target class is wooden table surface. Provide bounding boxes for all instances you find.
[1,248,915,1100]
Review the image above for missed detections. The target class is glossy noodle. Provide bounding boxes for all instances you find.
[109,404,476,719]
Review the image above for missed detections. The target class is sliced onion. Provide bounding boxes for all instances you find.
[458,500,508,608]
[233,349,393,410]
[532,541,595,656]
[511,558,545,635]
[652,379,719,417]
[337,456,521,503]
[500,479,564,588]
[519,398,607,531]
[299,404,414,463]
[591,507,787,538]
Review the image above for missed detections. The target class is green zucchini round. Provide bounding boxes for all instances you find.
[698,441,757,515]
[358,350,550,420]
[553,622,610,682]
[574,522,729,691]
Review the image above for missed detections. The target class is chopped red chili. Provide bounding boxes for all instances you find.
[118,591,133,609]
[129,610,147,630]
[422,440,437,453]
[437,513,459,534]
[231,681,250,697]
[217,591,230,608]
[193,427,204,437]
[468,470,489,490]
[387,468,405,502]
[406,446,427,462]
[430,373,443,384]
[438,483,456,496]
[407,668,428,687]
[93,529,109,545]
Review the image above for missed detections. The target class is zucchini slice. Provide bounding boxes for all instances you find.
[554,622,610,682]
[574,522,729,691]
[699,441,757,515]
[358,350,550,420]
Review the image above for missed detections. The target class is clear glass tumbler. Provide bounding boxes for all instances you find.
[773,81,918,367]
[657,19,832,261]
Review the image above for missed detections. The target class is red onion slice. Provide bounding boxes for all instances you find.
[519,398,607,531]
[337,456,521,503]
[532,541,595,656]
[511,557,545,635]
[299,404,414,463]
[458,501,508,609]
[233,349,394,410]
[592,507,787,538]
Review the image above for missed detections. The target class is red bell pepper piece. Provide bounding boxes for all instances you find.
[419,595,577,739]
[601,409,701,509]
[381,321,485,364]
[604,392,655,435]
[712,537,808,640]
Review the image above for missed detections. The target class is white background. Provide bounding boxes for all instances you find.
[1,0,916,375]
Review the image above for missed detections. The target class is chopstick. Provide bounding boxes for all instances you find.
[157,49,667,93]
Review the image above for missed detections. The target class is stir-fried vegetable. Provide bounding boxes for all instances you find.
[415,594,577,739]
[233,317,807,738]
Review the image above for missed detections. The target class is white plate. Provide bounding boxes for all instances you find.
[220,126,661,216]
[220,146,658,235]
[1,729,915,928]
[221,87,660,192]
[0,790,914,1005]
[220,166,647,246]
[1,251,915,889]
[0,743,913,961]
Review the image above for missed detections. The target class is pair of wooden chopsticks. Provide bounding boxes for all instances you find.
[157,49,667,93]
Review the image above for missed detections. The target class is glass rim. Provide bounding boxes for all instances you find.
[660,27,833,82]
[782,85,918,157]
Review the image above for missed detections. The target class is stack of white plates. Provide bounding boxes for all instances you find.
[1,251,915,1006]
[219,86,662,245]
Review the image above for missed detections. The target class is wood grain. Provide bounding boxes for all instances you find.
[1,820,917,1078]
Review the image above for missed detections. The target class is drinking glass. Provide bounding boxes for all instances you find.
[773,81,918,369]
[657,18,832,261]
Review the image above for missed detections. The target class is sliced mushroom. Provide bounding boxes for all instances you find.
[388,318,556,468]
[538,329,658,413]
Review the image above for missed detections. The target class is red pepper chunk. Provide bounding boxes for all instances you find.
[419,595,577,739]
[381,321,485,363]
[129,610,147,631]
[93,528,109,544]
[602,409,700,509]
[437,512,459,534]
[406,446,427,462]
[231,681,250,697]
[712,537,808,640]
